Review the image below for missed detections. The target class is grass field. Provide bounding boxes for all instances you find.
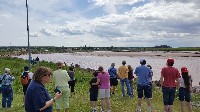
[0,57,200,112]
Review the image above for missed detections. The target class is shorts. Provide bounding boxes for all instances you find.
[179,87,191,102]
[99,89,110,98]
[90,91,98,101]
[137,84,152,98]
[162,86,176,105]
[110,78,118,86]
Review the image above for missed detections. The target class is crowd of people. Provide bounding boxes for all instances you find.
[89,58,193,112]
[0,58,196,112]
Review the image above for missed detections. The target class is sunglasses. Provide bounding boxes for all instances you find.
[44,74,52,77]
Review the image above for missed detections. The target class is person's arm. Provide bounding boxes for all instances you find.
[176,78,180,89]
[92,78,100,85]
[134,67,138,76]
[39,92,62,111]
[160,68,164,86]
[160,75,164,87]
[117,68,121,79]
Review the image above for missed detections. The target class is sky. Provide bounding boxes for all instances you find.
[0,0,200,47]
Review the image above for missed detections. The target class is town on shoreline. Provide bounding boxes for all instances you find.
[1,45,200,57]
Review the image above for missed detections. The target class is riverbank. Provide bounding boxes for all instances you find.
[73,51,200,57]
[0,57,200,111]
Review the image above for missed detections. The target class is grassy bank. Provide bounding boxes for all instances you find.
[0,57,200,112]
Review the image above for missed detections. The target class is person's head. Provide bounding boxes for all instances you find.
[32,66,52,84]
[167,58,174,66]
[181,67,189,76]
[147,65,152,69]
[127,65,132,70]
[24,66,29,72]
[111,63,115,67]
[93,71,99,77]
[69,66,74,71]
[180,67,191,91]
[122,60,126,65]
[140,59,146,65]
[98,66,104,72]
[57,62,64,69]
[4,68,11,74]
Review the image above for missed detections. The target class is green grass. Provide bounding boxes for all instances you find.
[0,57,200,112]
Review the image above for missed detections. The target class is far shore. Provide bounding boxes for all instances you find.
[73,51,200,57]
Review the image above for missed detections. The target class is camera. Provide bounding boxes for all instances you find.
[54,86,61,94]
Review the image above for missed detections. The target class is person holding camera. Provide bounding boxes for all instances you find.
[25,66,62,112]
[53,62,70,112]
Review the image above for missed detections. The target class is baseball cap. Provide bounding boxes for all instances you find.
[167,58,174,64]
[140,59,146,63]
[181,67,188,73]
[24,66,29,71]
[4,68,10,72]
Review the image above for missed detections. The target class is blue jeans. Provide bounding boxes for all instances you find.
[120,78,132,97]
[129,80,134,95]
[2,85,13,108]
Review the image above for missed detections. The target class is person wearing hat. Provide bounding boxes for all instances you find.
[118,60,133,97]
[53,62,70,112]
[21,66,33,106]
[0,68,15,108]
[134,59,152,112]
[160,58,181,112]
[178,67,193,112]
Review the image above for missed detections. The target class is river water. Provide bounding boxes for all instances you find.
[17,53,200,86]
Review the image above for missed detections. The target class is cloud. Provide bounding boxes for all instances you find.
[0,0,200,47]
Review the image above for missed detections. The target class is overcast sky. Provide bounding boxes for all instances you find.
[0,0,200,47]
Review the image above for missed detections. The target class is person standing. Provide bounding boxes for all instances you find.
[147,65,153,86]
[118,60,133,97]
[0,68,15,108]
[108,63,118,94]
[89,71,99,112]
[68,66,76,97]
[21,66,33,106]
[53,62,70,112]
[179,67,193,112]
[92,66,111,112]
[134,59,152,112]
[160,58,181,112]
[127,65,135,96]
[25,66,62,112]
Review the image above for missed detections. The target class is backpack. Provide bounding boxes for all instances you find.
[0,75,7,93]
[20,72,30,85]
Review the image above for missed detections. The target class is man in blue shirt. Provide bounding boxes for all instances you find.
[134,59,152,112]
[108,63,118,94]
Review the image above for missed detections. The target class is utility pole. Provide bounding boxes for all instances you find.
[26,0,31,68]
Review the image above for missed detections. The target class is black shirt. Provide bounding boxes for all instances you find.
[89,78,98,93]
